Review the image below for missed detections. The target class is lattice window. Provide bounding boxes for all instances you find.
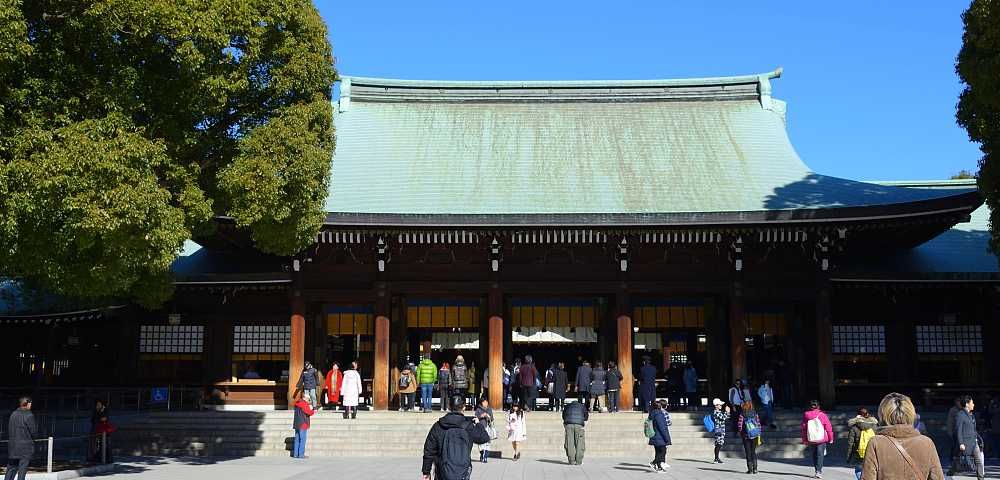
[139,325,204,353]
[832,326,886,354]
[233,325,290,353]
[916,325,982,354]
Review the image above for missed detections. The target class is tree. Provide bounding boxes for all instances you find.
[951,170,976,179]
[0,0,336,307]
[957,0,1000,255]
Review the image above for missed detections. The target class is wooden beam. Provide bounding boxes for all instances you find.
[287,294,306,407]
[816,285,835,407]
[373,315,390,410]
[729,283,747,382]
[617,315,634,412]
[489,315,504,409]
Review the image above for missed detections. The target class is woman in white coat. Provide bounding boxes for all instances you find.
[506,403,527,461]
[341,361,363,419]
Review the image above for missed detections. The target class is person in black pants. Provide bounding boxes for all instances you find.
[551,363,568,412]
[575,361,592,405]
[5,397,37,480]
[737,401,762,474]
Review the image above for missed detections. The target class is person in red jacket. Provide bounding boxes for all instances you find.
[292,397,315,458]
[800,400,834,479]
[325,362,343,411]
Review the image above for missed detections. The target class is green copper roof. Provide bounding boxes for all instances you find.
[325,70,973,219]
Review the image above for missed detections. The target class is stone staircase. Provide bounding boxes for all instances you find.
[114,409,950,460]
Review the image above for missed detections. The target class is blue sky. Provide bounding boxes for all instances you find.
[318,1,980,182]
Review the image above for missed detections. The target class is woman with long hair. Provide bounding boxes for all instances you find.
[507,402,527,461]
[737,401,762,474]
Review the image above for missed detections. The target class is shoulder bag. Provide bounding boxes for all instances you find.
[879,435,924,480]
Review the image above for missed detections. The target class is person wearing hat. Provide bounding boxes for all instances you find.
[710,398,732,463]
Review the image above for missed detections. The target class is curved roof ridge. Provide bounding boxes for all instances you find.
[343,67,782,90]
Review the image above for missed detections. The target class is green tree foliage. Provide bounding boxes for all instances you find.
[957,0,1000,255]
[0,0,336,307]
[951,170,976,179]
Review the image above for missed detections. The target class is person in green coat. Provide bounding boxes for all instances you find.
[416,357,438,412]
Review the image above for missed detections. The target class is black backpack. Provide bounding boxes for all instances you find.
[452,365,468,387]
[439,426,472,480]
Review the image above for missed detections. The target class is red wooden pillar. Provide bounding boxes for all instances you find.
[729,283,747,382]
[616,315,634,411]
[488,316,504,409]
[287,294,306,407]
[373,315,390,410]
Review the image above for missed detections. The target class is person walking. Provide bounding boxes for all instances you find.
[451,356,470,407]
[552,362,569,412]
[861,392,944,480]
[951,395,985,480]
[416,356,438,412]
[438,362,453,412]
[683,363,698,410]
[576,361,592,406]
[507,403,527,461]
[297,361,319,409]
[589,361,607,412]
[606,361,624,413]
[325,362,343,411]
[399,365,418,412]
[710,398,731,463]
[341,361,363,419]
[562,397,589,465]
[518,356,539,411]
[639,357,657,413]
[757,380,776,429]
[421,395,491,480]
[292,395,315,458]
[474,398,496,463]
[801,400,834,479]
[645,399,672,472]
[737,401,762,474]
[845,407,878,480]
[5,397,37,480]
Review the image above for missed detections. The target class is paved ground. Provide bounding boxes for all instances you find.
[88,455,999,480]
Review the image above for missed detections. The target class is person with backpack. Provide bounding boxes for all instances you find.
[728,379,751,415]
[474,398,496,463]
[737,401,763,474]
[438,362,453,412]
[518,356,539,412]
[507,403,528,461]
[562,396,589,465]
[646,398,672,472]
[861,392,944,480]
[292,394,315,458]
[845,407,878,480]
[709,398,731,463]
[606,361,624,413]
[416,356,438,413]
[399,365,418,412]
[589,361,607,412]
[421,395,491,480]
[951,395,985,480]
[451,356,470,405]
[800,400,834,478]
[575,361,592,406]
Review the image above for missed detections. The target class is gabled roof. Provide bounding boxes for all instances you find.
[325,69,981,226]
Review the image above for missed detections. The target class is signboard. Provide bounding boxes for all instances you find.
[150,387,169,404]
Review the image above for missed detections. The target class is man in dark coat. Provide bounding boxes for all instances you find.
[421,396,490,480]
[5,396,37,480]
[639,357,658,413]
[551,363,569,412]
[575,361,592,405]
[951,395,985,479]
[562,397,589,465]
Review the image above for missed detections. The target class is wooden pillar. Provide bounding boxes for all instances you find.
[373,315,390,410]
[287,293,306,407]
[729,282,747,382]
[488,316,504,409]
[816,283,835,407]
[617,315,635,411]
